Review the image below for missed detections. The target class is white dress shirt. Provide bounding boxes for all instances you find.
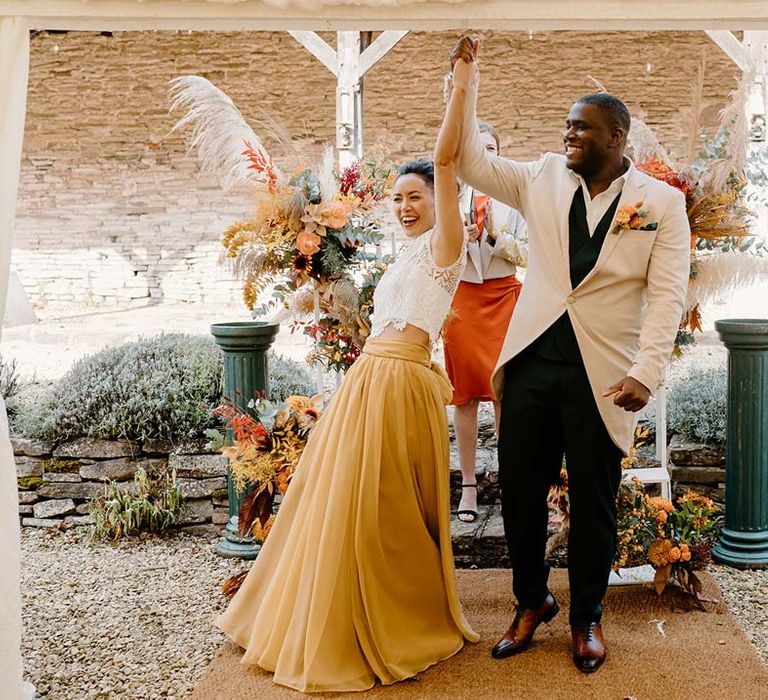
[569,160,634,236]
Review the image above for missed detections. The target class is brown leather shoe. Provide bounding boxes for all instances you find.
[491,594,560,659]
[571,622,606,673]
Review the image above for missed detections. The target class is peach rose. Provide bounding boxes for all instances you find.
[296,230,321,256]
[318,199,353,229]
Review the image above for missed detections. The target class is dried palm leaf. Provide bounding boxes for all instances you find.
[681,54,707,166]
[586,75,609,93]
[629,117,672,166]
[688,188,751,240]
[705,61,755,195]
[222,571,248,598]
[686,252,768,310]
[322,278,360,326]
[169,75,278,188]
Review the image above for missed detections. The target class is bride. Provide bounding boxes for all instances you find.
[217,50,479,693]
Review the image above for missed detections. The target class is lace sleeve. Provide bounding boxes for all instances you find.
[412,229,468,292]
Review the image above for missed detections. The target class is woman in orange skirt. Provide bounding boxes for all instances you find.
[443,121,527,522]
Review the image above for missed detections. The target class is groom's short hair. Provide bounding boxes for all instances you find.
[576,93,631,136]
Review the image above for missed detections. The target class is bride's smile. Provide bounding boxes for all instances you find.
[392,173,436,237]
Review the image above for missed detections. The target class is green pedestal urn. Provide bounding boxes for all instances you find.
[713,318,768,569]
[211,321,280,559]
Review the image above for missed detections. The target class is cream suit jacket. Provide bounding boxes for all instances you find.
[460,188,526,283]
[458,84,691,453]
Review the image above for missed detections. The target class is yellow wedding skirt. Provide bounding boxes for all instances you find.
[217,337,478,693]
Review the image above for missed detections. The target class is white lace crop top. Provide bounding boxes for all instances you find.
[369,228,468,344]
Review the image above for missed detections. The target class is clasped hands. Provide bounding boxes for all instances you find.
[449,35,480,91]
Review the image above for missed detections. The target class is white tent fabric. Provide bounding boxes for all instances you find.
[0,17,29,700]
[0,399,26,700]
[0,17,28,345]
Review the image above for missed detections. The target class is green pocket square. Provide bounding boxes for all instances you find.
[639,223,658,231]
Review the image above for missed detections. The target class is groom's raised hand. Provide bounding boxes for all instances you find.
[602,377,651,412]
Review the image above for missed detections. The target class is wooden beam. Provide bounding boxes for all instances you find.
[288,31,337,76]
[358,30,409,79]
[6,1,768,31]
[706,30,747,70]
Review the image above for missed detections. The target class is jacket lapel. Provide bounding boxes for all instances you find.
[467,237,483,278]
[560,180,580,275]
[574,175,647,290]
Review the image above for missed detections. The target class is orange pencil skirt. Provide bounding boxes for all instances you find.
[443,275,522,406]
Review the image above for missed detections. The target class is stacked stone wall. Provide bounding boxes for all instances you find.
[14,436,228,535]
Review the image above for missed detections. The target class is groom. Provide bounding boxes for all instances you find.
[451,38,690,672]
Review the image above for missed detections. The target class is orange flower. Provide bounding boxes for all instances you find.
[656,510,668,524]
[317,199,353,229]
[649,497,674,513]
[286,395,315,413]
[648,538,673,567]
[614,209,631,227]
[668,546,681,563]
[296,230,321,256]
[680,544,691,562]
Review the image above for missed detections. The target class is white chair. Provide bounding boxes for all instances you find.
[622,382,672,500]
[610,382,672,586]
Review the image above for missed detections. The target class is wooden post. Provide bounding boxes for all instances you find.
[336,31,361,169]
[289,30,408,169]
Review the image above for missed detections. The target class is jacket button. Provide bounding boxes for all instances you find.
[566,296,574,304]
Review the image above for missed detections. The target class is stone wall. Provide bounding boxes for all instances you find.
[14,436,229,535]
[669,436,726,504]
[14,29,738,307]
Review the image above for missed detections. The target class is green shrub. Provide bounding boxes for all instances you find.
[0,354,30,418]
[11,334,315,446]
[89,467,184,540]
[16,333,223,445]
[667,365,727,443]
[268,352,315,401]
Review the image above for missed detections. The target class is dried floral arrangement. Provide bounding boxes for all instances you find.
[169,76,398,373]
[206,394,323,540]
[626,61,767,355]
[547,428,722,608]
[207,393,323,599]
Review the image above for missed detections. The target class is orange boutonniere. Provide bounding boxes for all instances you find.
[611,201,648,235]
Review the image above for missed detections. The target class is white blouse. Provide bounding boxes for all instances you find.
[369,228,467,345]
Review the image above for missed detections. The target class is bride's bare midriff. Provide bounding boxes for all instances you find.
[376,322,430,346]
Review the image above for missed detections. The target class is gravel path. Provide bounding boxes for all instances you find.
[21,530,767,699]
[709,564,768,667]
[21,528,244,700]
